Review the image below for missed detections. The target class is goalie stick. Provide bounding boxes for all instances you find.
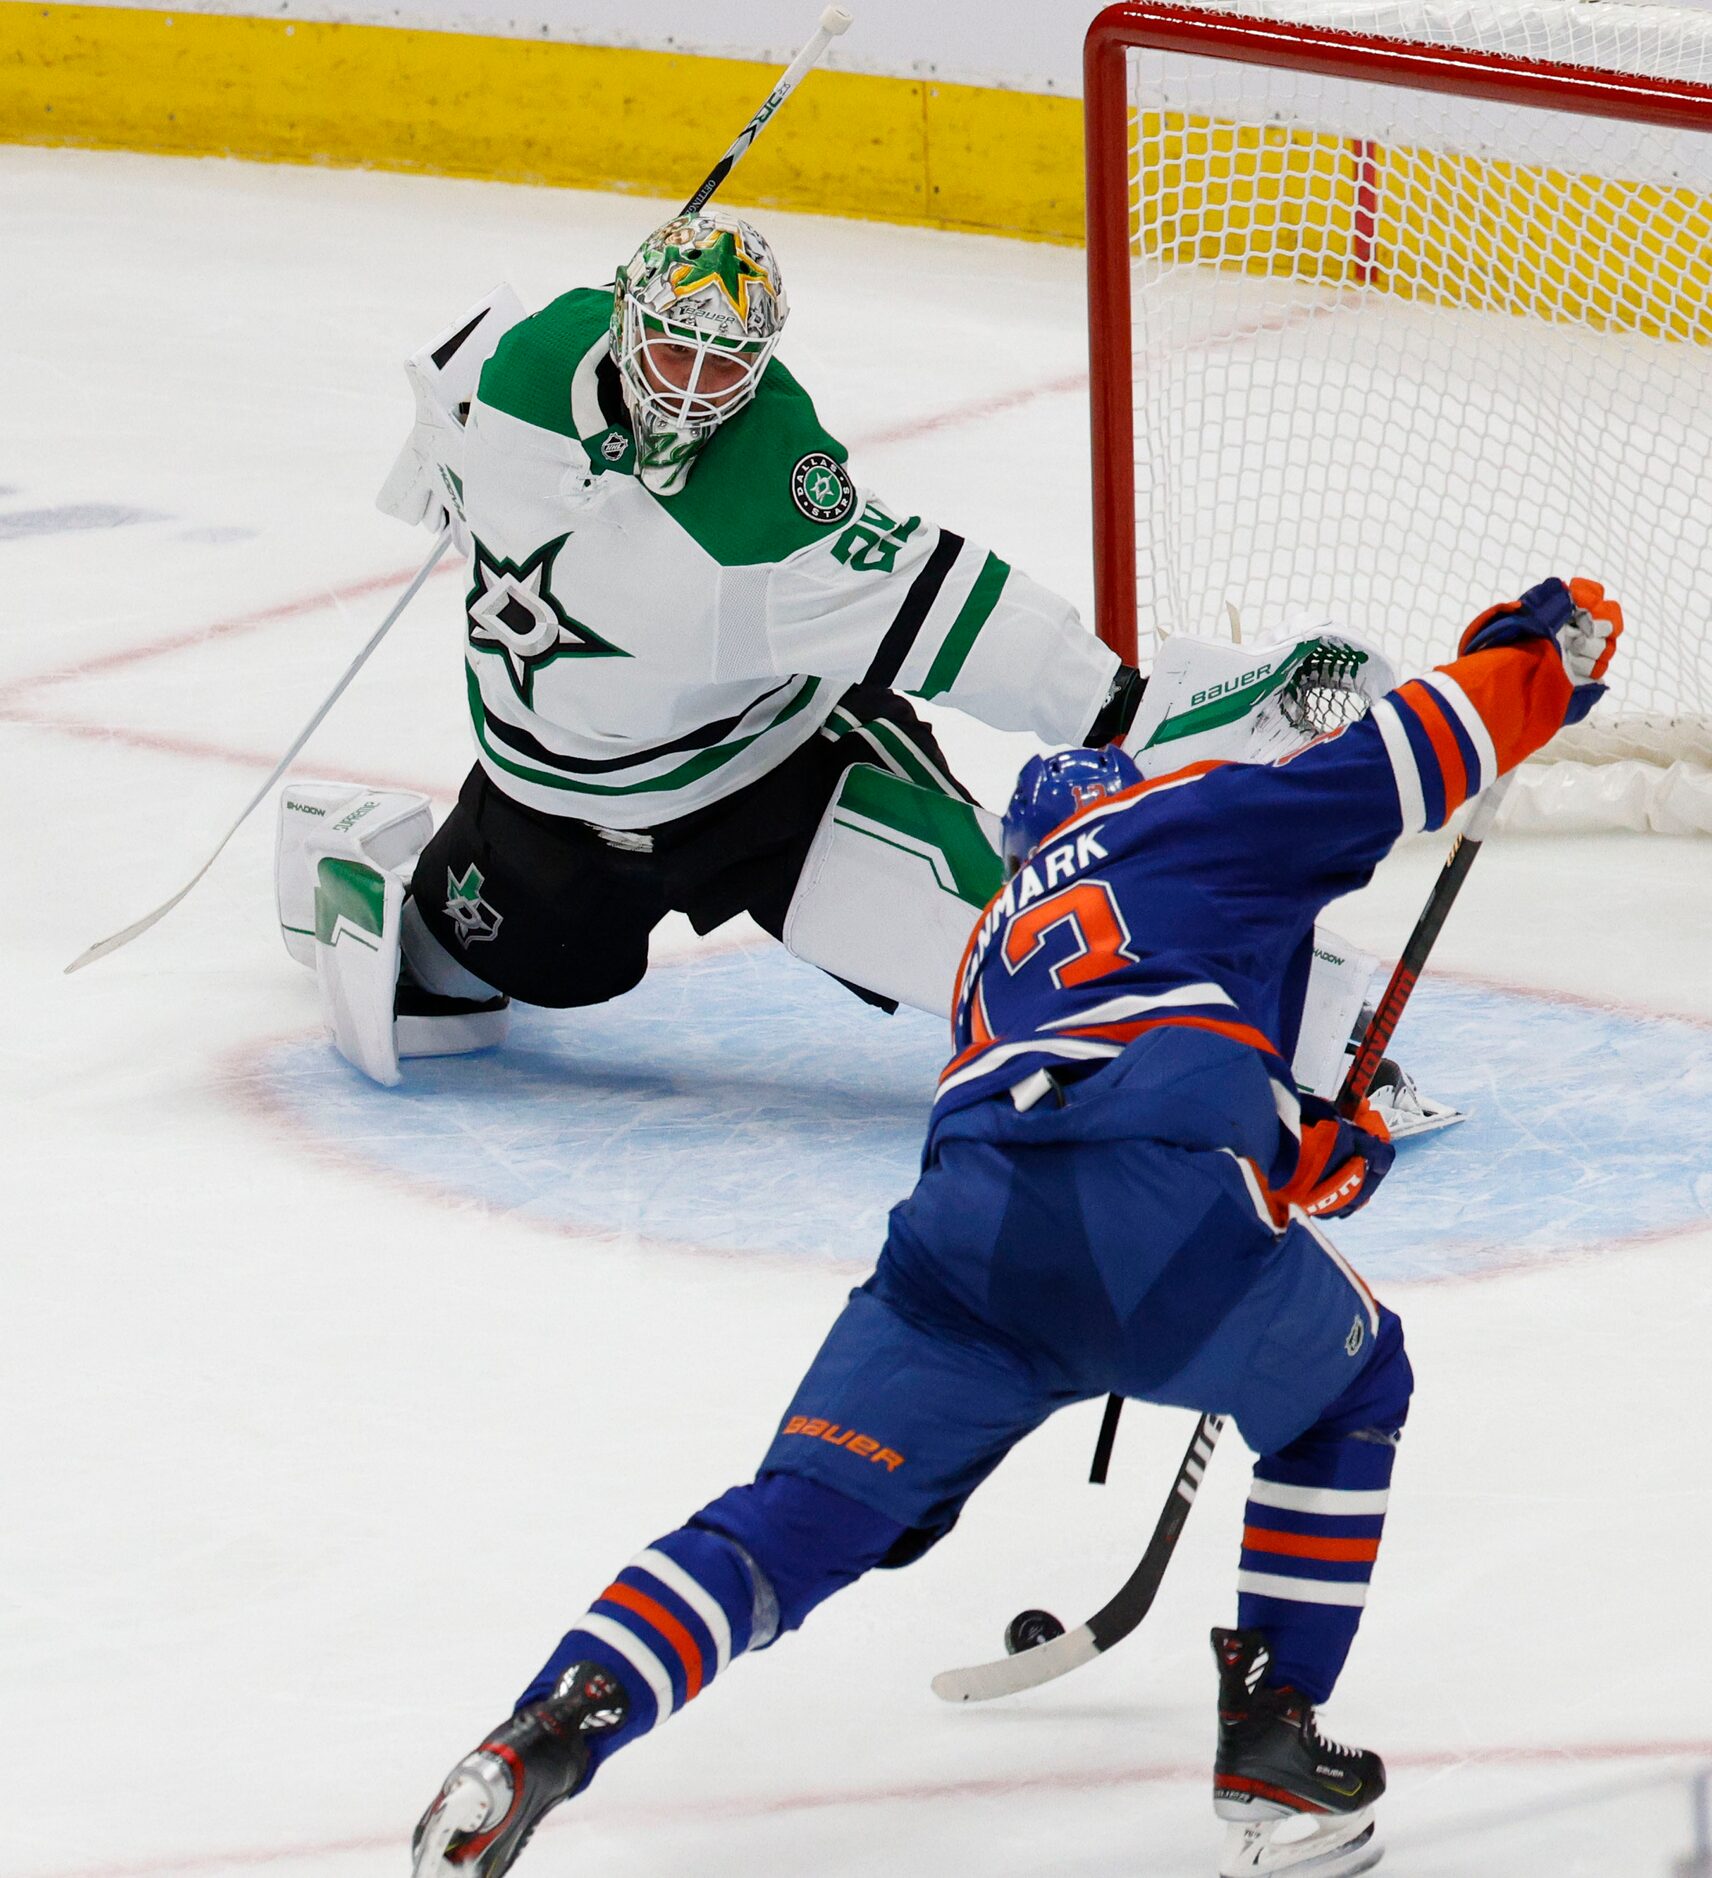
[66,8,854,976]
[64,534,453,974]
[931,774,1513,1703]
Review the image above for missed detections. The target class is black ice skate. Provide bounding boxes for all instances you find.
[410,1664,628,1876]
[1211,1628,1385,1877]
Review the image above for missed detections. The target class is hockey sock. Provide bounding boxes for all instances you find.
[1236,1306,1413,1703]
[515,1473,907,1774]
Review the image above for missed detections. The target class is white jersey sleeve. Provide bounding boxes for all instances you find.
[734,491,1118,745]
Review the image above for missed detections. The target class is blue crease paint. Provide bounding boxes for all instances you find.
[262,948,1712,1280]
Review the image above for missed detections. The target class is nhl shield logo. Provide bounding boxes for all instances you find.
[1345,1314,1366,1358]
[445,863,502,948]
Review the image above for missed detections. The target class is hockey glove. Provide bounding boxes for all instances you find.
[1277,1093,1395,1221]
[1458,577,1623,725]
[376,371,472,556]
[1085,662,1146,747]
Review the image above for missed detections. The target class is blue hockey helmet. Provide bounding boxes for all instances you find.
[1001,745,1142,876]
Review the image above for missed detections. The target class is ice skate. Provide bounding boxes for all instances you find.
[1365,1056,1462,1140]
[1211,1628,1384,1877]
[411,1664,628,1876]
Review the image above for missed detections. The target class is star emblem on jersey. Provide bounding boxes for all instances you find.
[466,535,625,707]
[443,863,502,948]
[668,227,774,322]
[791,452,857,524]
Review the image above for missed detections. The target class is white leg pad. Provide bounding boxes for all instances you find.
[314,856,405,1087]
[277,782,434,968]
[1291,925,1381,1099]
[783,767,1003,1019]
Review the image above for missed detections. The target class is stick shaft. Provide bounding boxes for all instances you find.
[1338,774,1513,1111]
[1088,1394,1124,1486]
[66,532,451,973]
[680,8,852,215]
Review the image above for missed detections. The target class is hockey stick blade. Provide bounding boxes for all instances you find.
[65,532,451,974]
[932,1412,1224,1702]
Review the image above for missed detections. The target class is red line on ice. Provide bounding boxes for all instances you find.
[0,557,460,701]
[26,1738,1712,1877]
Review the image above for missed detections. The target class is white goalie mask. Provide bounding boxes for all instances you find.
[609,209,788,494]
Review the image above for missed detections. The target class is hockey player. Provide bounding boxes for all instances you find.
[281,206,1140,1082]
[407,578,1621,1878]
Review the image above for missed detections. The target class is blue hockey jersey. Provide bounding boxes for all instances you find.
[935,633,1587,1190]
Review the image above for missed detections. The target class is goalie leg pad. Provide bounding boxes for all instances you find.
[277,782,434,968]
[782,765,1004,1019]
[312,860,508,1084]
[314,856,406,1087]
[1290,927,1381,1100]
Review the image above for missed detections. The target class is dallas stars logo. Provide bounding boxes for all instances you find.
[669,227,774,323]
[444,863,501,949]
[466,535,625,707]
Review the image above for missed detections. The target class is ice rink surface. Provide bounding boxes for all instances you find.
[5,147,1710,1878]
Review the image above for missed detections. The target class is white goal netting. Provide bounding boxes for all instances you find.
[1103,0,1712,829]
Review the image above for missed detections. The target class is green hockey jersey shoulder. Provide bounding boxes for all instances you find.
[660,359,855,568]
[477,287,613,438]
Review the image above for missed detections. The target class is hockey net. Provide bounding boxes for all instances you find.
[1085,0,1712,832]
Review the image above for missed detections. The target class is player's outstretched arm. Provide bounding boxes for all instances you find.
[1185,576,1624,911]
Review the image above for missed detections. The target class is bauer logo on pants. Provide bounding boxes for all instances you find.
[445,864,502,948]
[791,452,856,525]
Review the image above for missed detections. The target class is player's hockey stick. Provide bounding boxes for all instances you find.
[932,775,1514,1703]
[932,1411,1225,1702]
[679,7,854,216]
[64,531,452,973]
[1336,773,1513,1112]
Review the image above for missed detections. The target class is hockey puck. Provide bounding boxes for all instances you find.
[1004,1608,1066,1655]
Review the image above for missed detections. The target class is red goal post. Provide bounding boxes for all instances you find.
[1083,1,1712,829]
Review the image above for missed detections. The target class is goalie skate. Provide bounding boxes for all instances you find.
[1366,1057,1463,1141]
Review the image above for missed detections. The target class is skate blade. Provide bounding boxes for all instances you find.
[412,1772,495,1875]
[1218,1809,1380,1877]
[1384,1098,1465,1140]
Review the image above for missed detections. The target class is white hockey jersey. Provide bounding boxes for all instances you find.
[456,289,1118,828]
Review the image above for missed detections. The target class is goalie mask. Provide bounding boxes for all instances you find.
[610,210,788,495]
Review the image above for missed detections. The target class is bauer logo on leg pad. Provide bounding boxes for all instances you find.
[444,864,502,948]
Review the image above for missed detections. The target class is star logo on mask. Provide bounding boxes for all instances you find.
[466,535,626,707]
[668,227,774,324]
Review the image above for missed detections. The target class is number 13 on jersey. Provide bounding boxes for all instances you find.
[1002,880,1137,989]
